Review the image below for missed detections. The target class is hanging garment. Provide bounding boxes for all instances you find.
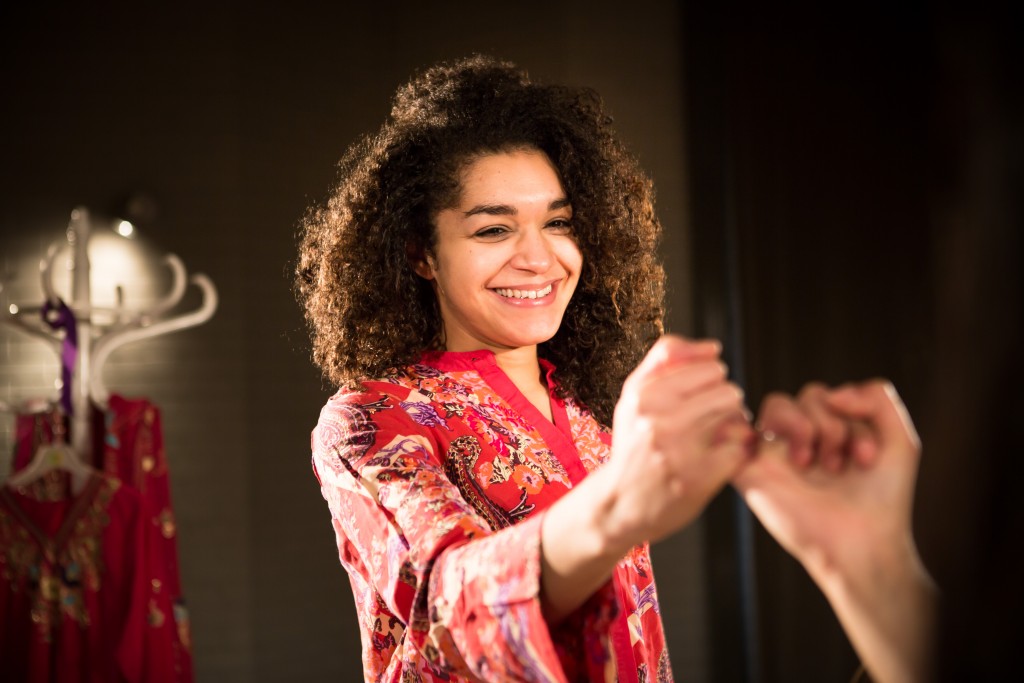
[10,402,193,682]
[100,394,192,678]
[0,472,178,682]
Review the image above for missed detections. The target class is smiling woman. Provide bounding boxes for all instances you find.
[294,57,745,683]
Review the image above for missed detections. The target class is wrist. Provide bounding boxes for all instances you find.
[812,537,938,683]
[539,469,633,623]
[542,469,632,572]
[809,528,930,600]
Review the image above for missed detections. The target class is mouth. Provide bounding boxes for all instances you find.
[492,283,554,300]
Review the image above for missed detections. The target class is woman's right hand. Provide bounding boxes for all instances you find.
[540,335,752,622]
[599,334,753,551]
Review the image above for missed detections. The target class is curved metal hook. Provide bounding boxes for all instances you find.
[146,254,188,319]
[90,274,218,405]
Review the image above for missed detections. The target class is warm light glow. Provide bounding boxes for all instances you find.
[116,220,135,238]
[8,304,18,314]
[85,231,163,311]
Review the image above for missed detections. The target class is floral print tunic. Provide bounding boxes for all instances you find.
[311,350,673,682]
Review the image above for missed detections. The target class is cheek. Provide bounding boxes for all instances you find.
[560,241,583,275]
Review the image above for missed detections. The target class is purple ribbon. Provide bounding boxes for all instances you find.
[41,299,78,416]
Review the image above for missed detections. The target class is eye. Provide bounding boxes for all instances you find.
[473,226,510,239]
[546,218,574,234]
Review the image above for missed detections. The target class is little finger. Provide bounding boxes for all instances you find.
[757,392,814,467]
[797,382,850,472]
[847,419,880,468]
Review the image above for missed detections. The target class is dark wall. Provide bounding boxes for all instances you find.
[683,2,1023,681]
[0,2,702,681]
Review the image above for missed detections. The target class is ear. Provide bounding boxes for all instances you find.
[407,243,437,281]
[413,257,436,280]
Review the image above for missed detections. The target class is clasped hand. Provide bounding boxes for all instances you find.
[606,334,923,583]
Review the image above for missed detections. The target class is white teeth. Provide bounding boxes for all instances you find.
[496,284,553,299]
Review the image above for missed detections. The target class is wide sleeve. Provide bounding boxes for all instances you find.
[312,389,576,683]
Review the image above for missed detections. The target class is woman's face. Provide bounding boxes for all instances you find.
[418,148,582,354]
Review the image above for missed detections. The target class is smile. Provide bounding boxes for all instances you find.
[493,284,554,300]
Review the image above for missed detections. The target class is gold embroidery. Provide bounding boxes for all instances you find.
[0,478,119,641]
[148,597,166,627]
[174,601,193,651]
[158,508,176,538]
[136,411,163,478]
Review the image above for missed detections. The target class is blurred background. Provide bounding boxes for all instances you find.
[1,1,1019,681]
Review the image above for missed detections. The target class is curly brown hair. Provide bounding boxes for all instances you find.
[296,55,664,424]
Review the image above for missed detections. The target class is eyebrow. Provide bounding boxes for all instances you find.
[463,197,571,217]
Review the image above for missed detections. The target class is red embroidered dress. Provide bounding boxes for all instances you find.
[10,401,194,681]
[311,350,673,683]
[0,473,178,682]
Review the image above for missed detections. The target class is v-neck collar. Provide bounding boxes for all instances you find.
[0,472,104,562]
[421,350,589,485]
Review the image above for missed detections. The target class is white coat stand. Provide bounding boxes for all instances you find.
[1,206,218,460]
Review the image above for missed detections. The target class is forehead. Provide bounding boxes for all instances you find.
[453,148,566,205]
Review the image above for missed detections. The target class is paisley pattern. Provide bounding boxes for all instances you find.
[443,435,515,531]
[312,350,673,682]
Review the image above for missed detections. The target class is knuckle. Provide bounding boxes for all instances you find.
[867,377,894,396]
[791,414,815,442]
[797,381,827,400]
[762,391,792,409]
[726,382,745,403]
[714,360,729,379]
[819,418,845,446]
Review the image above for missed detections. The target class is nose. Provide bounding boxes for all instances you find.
[510,227,554,272]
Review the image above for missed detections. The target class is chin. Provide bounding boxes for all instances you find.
[500,326,561,349]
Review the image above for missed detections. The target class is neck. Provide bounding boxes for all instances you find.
[492,345,543,391]
[495,345,554,422]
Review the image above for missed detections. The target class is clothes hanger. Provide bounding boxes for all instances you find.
[6,410,94,496]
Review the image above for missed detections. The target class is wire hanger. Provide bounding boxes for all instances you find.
[6,411,94,496]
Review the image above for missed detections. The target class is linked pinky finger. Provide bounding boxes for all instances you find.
[847,420,880,468]
[756,392,814,467]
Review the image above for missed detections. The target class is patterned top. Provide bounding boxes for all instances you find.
[311,350,672,682]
